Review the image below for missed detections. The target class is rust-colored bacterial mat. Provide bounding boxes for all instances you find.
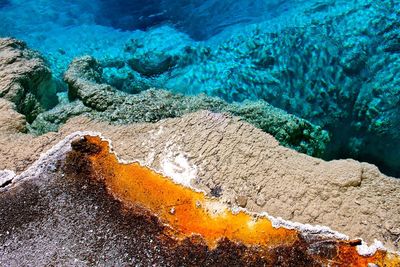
[67,135,400,266]
[1,134,400,266]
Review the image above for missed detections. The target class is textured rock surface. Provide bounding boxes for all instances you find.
[0,38,58,122]
[2,111,400,251]
[2,134,398,266]
[0,99,26,133]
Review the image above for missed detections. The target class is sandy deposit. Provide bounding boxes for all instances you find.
[0,101,399,251]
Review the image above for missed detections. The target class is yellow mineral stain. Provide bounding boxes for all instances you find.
[83,136,400,266]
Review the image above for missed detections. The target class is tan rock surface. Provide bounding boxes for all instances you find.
[0,109,399,251]
[0,99,27,133]
[0,38,57,121]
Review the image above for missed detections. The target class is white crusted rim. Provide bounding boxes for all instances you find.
[0,169,16,187]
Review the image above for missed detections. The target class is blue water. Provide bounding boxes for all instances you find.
[1,0,399,176]
[0,0,299,78]
[95,0,295,40]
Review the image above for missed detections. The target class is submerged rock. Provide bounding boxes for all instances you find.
[47,55,329,156]
[124,26,193,76]
[0,38,58,122]
[29,101,91,134]
[93,1,400,175]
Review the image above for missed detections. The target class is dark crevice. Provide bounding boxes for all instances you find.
[0,178,13,188]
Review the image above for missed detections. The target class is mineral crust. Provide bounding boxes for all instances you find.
[1,133,399,266]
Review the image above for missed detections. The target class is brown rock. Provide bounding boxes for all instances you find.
[236,195,248,208]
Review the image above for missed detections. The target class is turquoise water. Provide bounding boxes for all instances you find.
[0,0,399,176]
